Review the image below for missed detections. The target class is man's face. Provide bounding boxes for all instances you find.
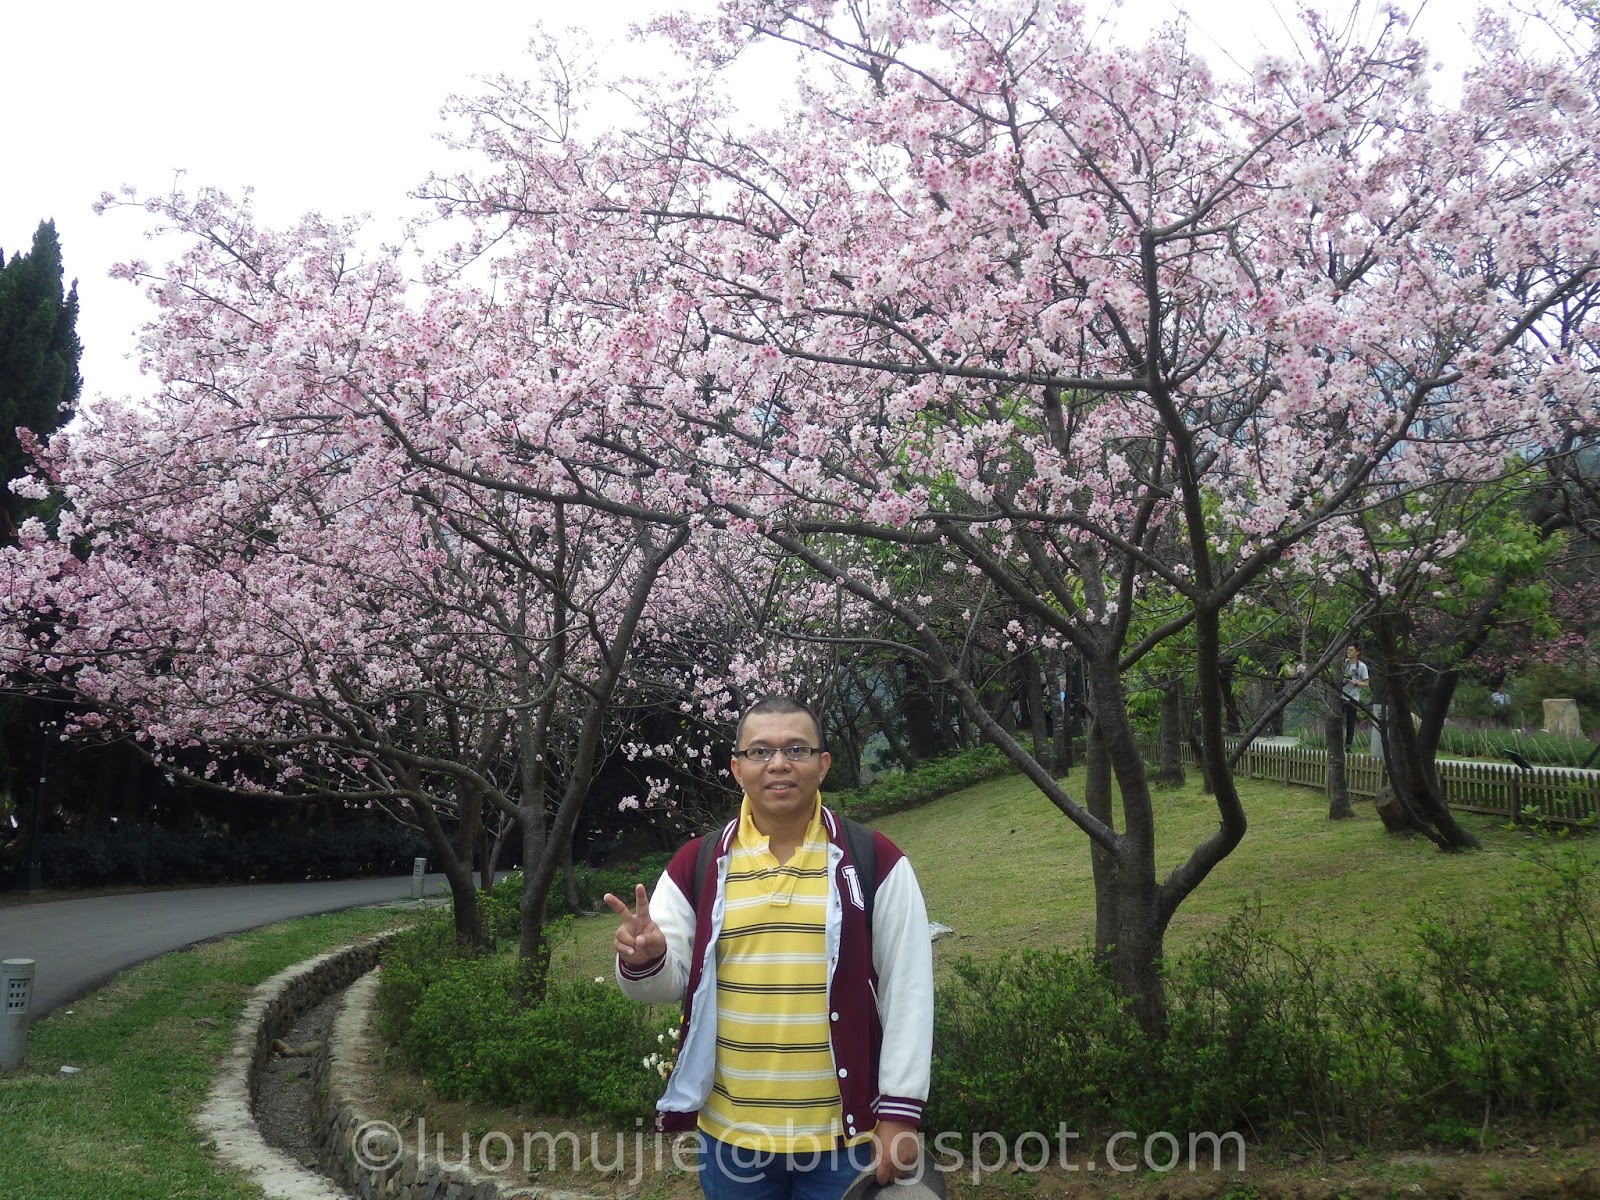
[1346,646,1359,661]
[730,711,832,832]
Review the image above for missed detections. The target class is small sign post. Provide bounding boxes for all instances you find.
[410,857,427,900]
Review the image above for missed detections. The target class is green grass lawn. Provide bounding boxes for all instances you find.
[556,768,1599,980]
[0,905,412,1200]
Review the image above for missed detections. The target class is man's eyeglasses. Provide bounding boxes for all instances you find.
[733,745,824,763]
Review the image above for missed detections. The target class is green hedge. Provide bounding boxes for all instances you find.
[830,744,1013,821]
[33,820,429,888]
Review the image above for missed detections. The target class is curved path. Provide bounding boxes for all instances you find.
[0,873,463,1022]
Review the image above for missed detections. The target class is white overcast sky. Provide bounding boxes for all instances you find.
[0,0,1517,408]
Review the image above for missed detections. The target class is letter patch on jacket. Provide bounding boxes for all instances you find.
[842,865,865,911]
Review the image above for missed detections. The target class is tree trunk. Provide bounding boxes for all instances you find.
[561,831,581,912]
[1019,649,1054,775]
[861,681,916,770]
[516,800,555,997]
[1186,691,1215,795]
[1084,655,1167,1038]
[1219,658,1243,734]
[1371,615,1479,850]
[954,696,975,749]
[1325,696,1352,820]
[1052,680,1071,774]
[1156,678,1185,788]
[411,799,484,948]
[1084,714,1119,961]
[902,662,942,760]
[453,786,484,896]
[485,814,513,888]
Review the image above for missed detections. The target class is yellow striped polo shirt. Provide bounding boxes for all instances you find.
[698,796,864,1153]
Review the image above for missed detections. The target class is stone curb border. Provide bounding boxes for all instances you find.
[195,928,606,1200]
[196,932,400,1200]
[316,970,602,1200]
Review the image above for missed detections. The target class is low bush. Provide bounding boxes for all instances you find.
[929,846,1600,1147]
[373,914,467,1041]
[1384,850,1600,1117]
[1158,905,1354,1139]
[927,948,1147,1138]
[377,913,672,1122]
[830,745,1013,821]
[380,831,1597,1145]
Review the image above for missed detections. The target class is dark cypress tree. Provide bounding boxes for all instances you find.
[0,219,82,538]
[0,221,83,888]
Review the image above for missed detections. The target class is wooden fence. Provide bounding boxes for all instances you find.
[1162,740,1599,826]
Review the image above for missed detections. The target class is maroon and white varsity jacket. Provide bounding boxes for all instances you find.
[615,804,934,1140]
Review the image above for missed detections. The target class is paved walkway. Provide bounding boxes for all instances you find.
[0,873,461,1023]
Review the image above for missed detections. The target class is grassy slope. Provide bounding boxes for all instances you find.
[0,906,412,1200]
[556,768,1600,980]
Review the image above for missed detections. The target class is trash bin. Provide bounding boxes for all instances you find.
[1,959,36,1071]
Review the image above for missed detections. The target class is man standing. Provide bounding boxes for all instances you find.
[605,695,933,1200]
[1342,645,1370,751]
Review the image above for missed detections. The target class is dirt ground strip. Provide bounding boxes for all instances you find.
[256,989,344,1171]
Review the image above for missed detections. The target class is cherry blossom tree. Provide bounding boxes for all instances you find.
[7,1,1595,1035]
[420,0,1600,1028]
[0,190,695,977]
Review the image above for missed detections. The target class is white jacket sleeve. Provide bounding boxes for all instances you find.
[872,855,934,1111]
[614,867,696,1004]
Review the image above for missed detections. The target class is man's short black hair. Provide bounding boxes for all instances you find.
[735,695,826,749]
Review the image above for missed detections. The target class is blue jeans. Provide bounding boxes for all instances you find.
[698,1132,876,1200]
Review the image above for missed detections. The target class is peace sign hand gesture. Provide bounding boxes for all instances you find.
[603,884,666,968]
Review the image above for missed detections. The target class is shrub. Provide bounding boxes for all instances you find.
[373,912,466,1042]
[830,745,1012,821]
[380,842,1599,1144]
[927,948,1149,1139]
[481,871,524,941]
[925,849,1600,1147]
[1378,849,1600,1120]
[1159,903,1355,1138]
[379,930,672,1122]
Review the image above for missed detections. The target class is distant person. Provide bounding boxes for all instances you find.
[605,695,933,1200]
[1342,645,1370,751]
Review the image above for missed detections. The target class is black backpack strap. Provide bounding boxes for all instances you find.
[689,819,736,912]
[691,832,713,911]
[840,817,878,934]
